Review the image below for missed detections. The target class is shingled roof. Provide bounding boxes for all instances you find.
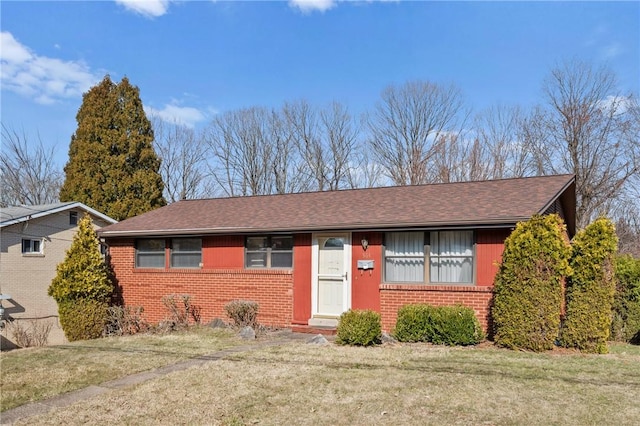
[99,174,576,238]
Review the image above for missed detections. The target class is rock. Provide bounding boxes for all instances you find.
[381,332,397,344]
[307,334,329,345]
[209,318,227,329]
[239,326,256,339]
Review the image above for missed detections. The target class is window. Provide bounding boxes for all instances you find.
[430,231,473,283]
[384,231,474,284]
[135,239,165,268]
[384,232,424,282]
[22,239,42,254]
[70,211,78,226]
[245,235,293,268]
[171,238,202,268]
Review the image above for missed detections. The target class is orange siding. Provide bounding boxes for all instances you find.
[203,235,244,268]
[292,233,312,324]
[475,229,510,287]
[351,232,382,312]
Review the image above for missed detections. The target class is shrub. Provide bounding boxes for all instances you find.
[611,255,640,344]
[393,304,437,342]
[105,305,148,336]
[492,214,571,352]
[161,294,201,329]
[561,217,618,353]
[6,319,53,348]
[59,299,109,342]
[430,305,485,346]
[224,300,259,328]
[48,214,114,341]
[336,309,381,346]
[394,304,484,345]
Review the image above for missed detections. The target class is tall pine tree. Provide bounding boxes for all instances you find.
[60,75,165,220]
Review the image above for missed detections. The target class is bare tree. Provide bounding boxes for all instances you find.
[527,61,640,229]
[368,81,468,185]
[0,125,63,207]
[474,105,536,179]
[319,101,360,190]
[204,107,275,196]
[152,118,209,203]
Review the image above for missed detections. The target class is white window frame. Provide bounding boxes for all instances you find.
[383,230,475,285]
[22,238,43,255]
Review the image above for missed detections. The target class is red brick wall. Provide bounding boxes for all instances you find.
[107,238,293,327]
[379,284,494,333]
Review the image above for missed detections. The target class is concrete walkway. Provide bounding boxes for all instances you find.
[1,331,321,425]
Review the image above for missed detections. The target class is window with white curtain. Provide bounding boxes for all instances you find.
[429,231,473,283]
[384,230,474,284]
[384,231,425,282]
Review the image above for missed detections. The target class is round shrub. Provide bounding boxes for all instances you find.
[393,304,436,342]
[336,309,382,346]
[561,217,618,353]
[492,214,571,352]
[59,299,109,342]
[430,305,485,346]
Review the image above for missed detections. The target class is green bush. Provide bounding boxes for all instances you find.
[336,309,382,346]
[48,214,114,341]
[492,214,571,352]
[561,217,618,353]
[59,299,109,342]
[393,304,437,342]
[394,304,484,345]
[224,300,259,328]
[611,255,640,344]
[430,306,485,346]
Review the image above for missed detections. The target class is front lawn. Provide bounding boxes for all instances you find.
[0,327,242,411]
[3,332,639,425]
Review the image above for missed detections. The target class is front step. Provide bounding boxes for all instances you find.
[291,324,337,335]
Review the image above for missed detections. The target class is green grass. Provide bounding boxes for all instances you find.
[0,327,241,411]
[3,333,640,425]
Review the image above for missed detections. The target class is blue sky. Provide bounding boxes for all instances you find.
[1,1,638,166]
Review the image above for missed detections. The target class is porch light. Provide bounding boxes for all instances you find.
[361,238,369,251]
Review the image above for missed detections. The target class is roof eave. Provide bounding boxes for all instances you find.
[99,217,529,238]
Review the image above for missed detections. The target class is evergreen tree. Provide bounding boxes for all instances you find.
[49,214,113,341]
[492,214,572,351]
[561,217,618,353]
[60,75,165,220]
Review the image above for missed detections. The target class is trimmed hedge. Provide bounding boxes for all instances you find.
[394,304,484,346]
[561,217,618,353]
[336,309,382,346]
[492,214,571,352]
[611,255,640,344]
[59,299,109,342]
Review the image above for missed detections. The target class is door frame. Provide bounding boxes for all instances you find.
[310,232,352,318]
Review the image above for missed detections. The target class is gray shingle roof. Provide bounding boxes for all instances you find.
[99,174,576,237]
[1,202,117,227]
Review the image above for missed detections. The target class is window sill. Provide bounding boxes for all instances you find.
[22,253,45,258]
[380,283,492,292]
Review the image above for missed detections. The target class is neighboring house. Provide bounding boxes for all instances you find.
[0,203,117,349]
[100,175,576,333]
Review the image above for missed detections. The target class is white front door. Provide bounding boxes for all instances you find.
[312,234,351,319]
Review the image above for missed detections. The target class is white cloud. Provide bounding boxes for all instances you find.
[145,102,207,128]
[115,0,172,18]
[289,0,337,14]
[601,43,624,60]
[0,31,101,104]
[597,95,632,115]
